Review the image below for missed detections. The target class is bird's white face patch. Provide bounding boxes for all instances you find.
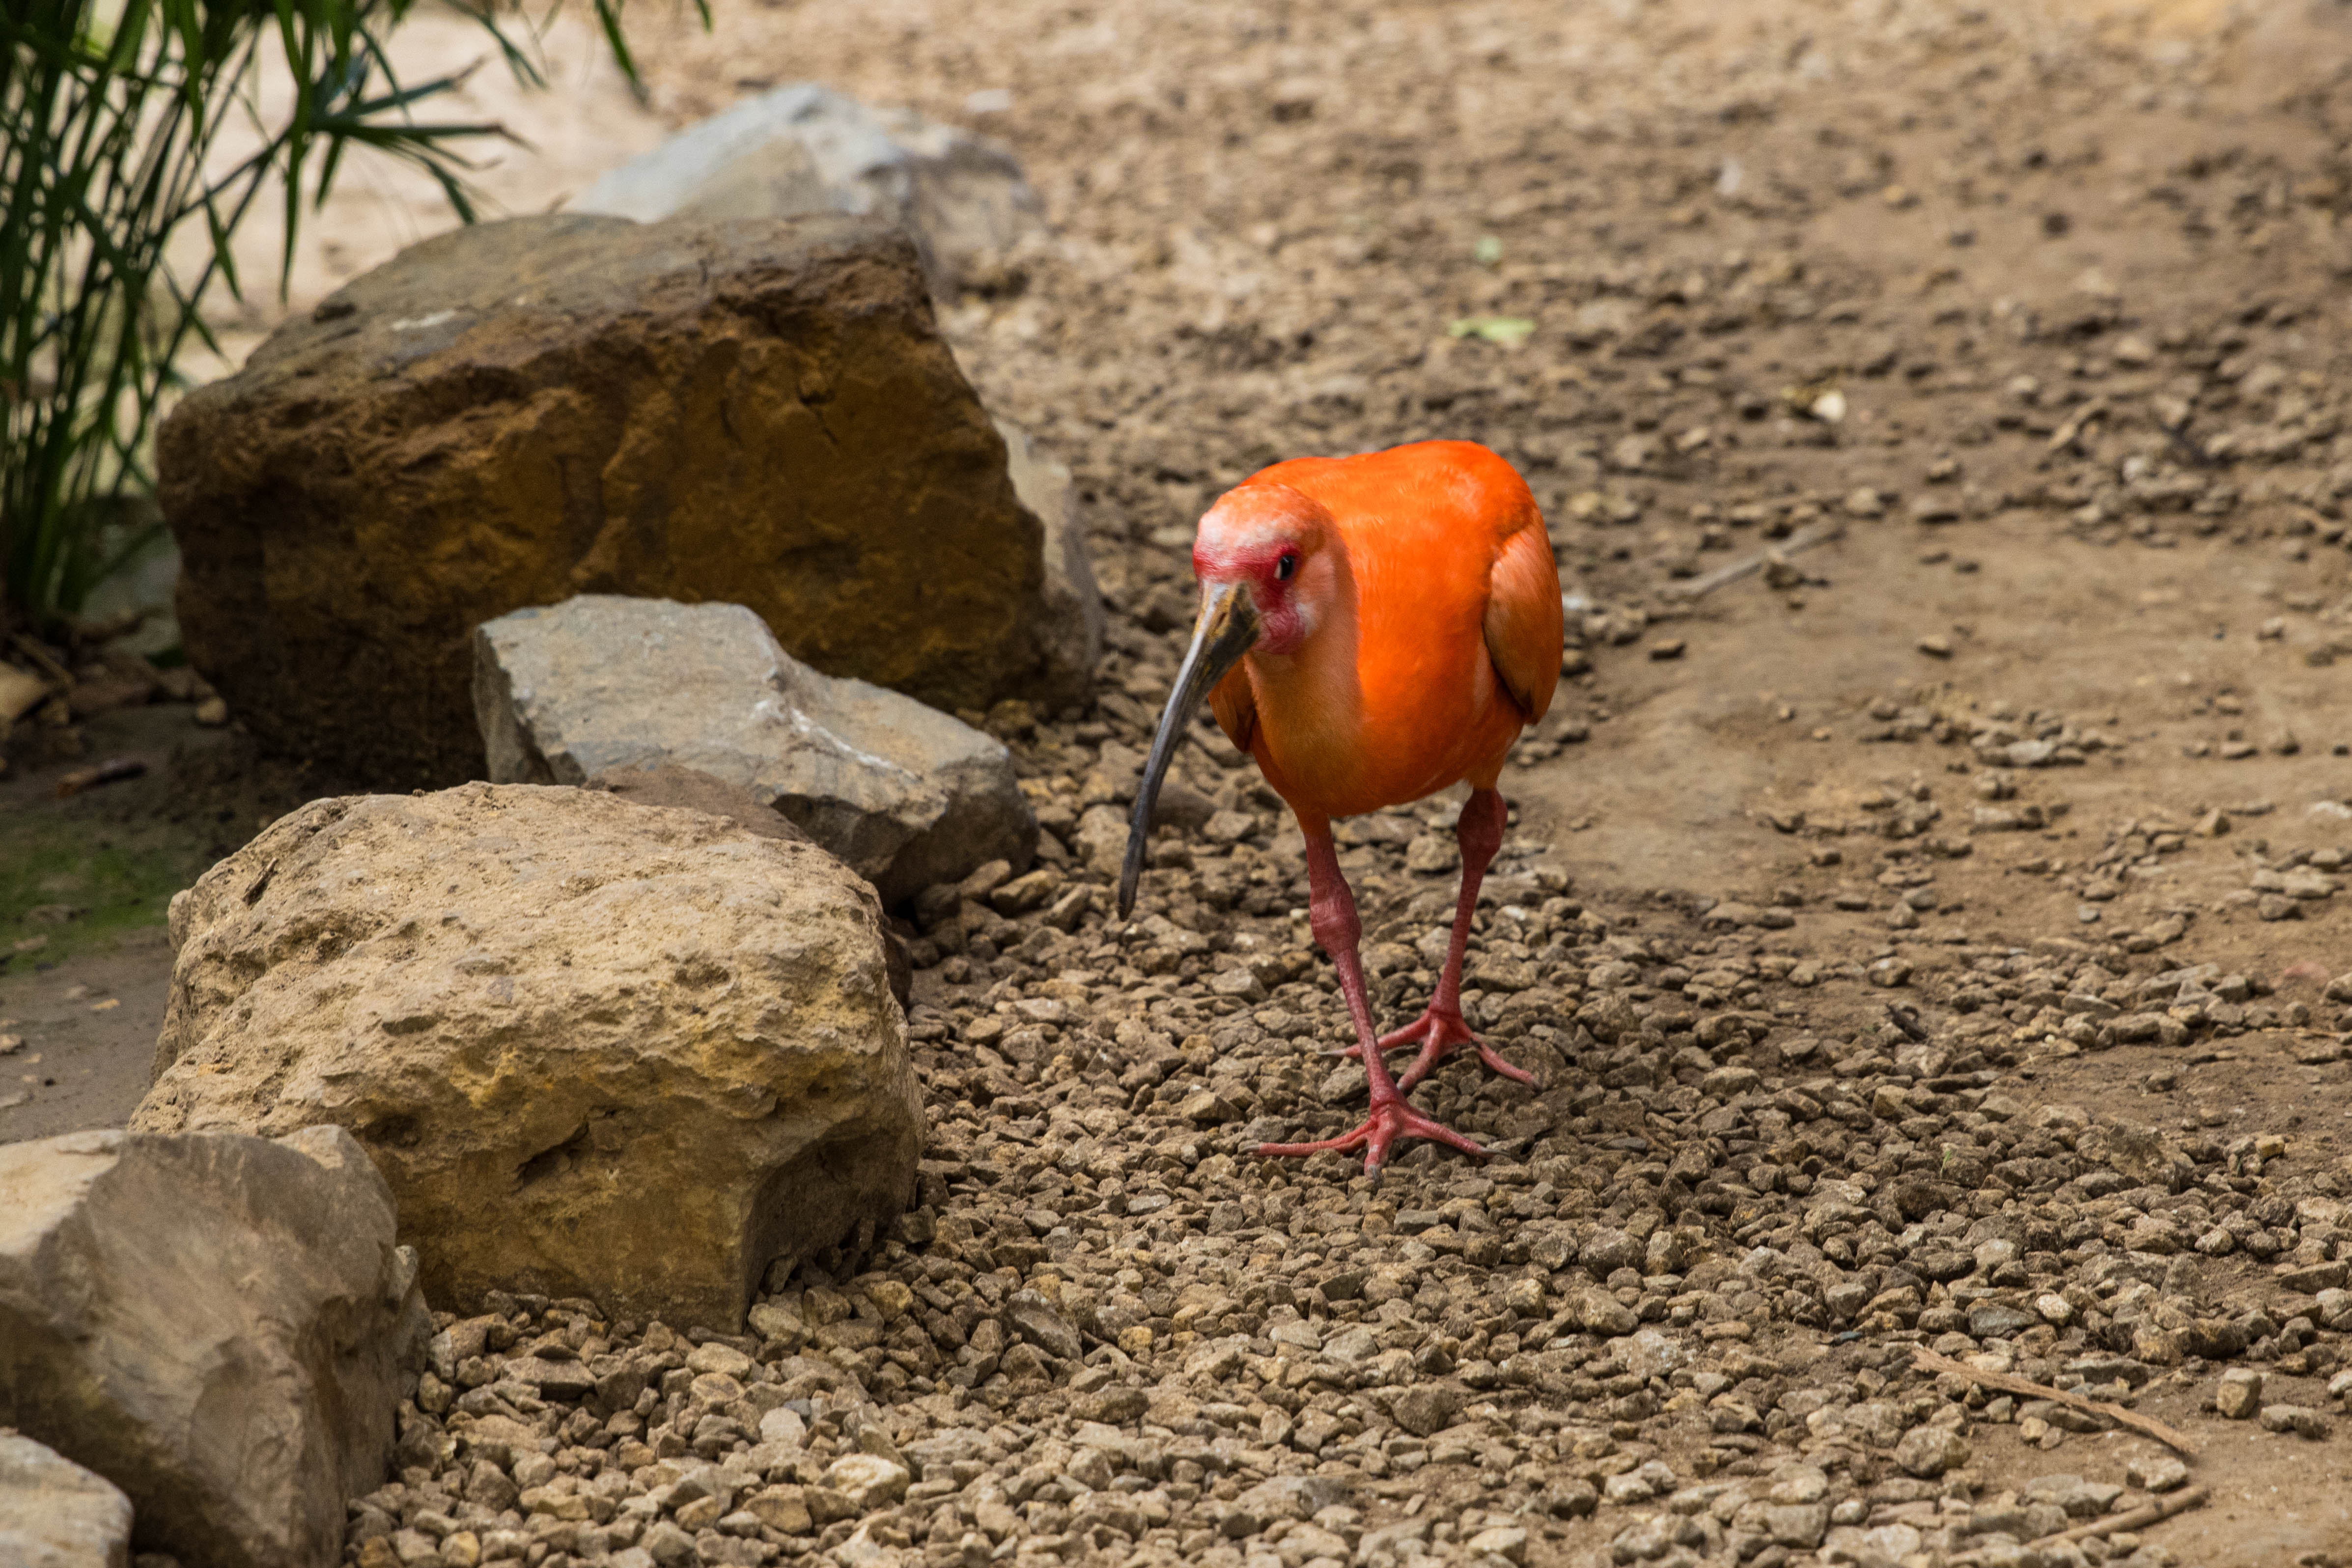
[1194,484,1334,656]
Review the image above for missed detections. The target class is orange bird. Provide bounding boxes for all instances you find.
[1119,440,1564,1175]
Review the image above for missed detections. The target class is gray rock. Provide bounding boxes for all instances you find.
[1967,1301,2040,1340]
[2217,1367,2263,1419]
[2075,1123,2191,1191]
[2126,1453,2189,1493]
[641,1520,696,1568]
[1073,804,1129,875]
[1580,1227,1644,1273]
[1233,1474,1352,1526]
[2023,1474,2123,1517]
[1893,1424,1970,1477]
[0,1431,132,1568]
[825,1453,911,1512]
[0,1126,428,1568]
[1766,1463,1828,1504]
[1763,1502,1830,1548]
[575,83,1044,295]
[134,784,922,1329]
[996,419,1105,704]
[476,596,1036,905]
[2260,1403,2332,1438]
[1003,1291,1083,1361]
[1571,1286,1639,1337]
[2274,1258,2348,1293]
[1390,1384,1465,1438]
[1611,1518,1677,1560]
[902,1427,988,1483]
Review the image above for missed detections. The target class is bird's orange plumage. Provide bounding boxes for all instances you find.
[1206,440,1564,828]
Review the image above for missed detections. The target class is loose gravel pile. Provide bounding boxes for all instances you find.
[347,673,2352,1568]
[334,2,2352,1566]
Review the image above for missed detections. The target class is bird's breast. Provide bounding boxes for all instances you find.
[1245,628,1519,822]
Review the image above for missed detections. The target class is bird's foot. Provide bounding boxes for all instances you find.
[1338,1005,1534,1093]
[1257,1092,1487,1176]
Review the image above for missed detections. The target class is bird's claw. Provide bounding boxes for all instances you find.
[1256,1094,1488,1176]
[1338,1005,1536,1092]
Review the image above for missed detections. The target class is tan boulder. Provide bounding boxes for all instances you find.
[0,1125,426,1568]
[158,213,1091,788]
[133,784,922,1328]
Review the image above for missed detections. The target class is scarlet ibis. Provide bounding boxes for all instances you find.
[1120,440,1564,1174]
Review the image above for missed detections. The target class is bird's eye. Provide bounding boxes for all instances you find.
[1276,553,1298,581]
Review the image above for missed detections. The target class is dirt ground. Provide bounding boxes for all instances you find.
[13,1,2352,1566]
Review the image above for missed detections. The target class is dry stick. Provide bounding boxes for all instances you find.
[1662,518,1848,601]
[2030,1485,2209,1548]
[2047,396,2110,455]
[1909,1348,2202,1457]
[7,632,71,687]
[54,756,146,799]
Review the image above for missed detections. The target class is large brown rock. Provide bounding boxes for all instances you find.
[0,1125,427,1568]
[158,213,1091,788]
[133,784,922,1329]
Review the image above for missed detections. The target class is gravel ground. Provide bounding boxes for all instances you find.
[67,1,2352,1565]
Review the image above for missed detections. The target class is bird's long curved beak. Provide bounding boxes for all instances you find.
[1119,580,1261,918]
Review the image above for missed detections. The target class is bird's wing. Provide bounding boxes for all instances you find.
[1209,666,1260,756]
[1482,522,1565,723]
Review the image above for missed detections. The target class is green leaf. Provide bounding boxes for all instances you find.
[1447,315,1536,347]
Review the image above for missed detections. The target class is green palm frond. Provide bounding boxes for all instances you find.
[0,0,670,632]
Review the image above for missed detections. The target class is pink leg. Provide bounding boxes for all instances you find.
[1257,827,1486,1176]
[1344,787,1534,1093]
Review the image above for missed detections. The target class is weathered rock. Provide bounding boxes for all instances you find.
[2076,1122,2191,1192]
[823,1453,911,1510]
[1571,1286,1639,1337]
[2262,1402,2332,1438]
[160,213,1087,788]
[133,784,922,1328]
[1892,1423,1969,1478]
[1389,1384,1465,1438]
[574,83,1043,295]
[1002,1290,1083,1361]
[995,419,1105,698]
[582,761,811,844]
[578,761,911,1006]
[475,595,1035,905]
[0,1431,133,1568]
[0,1126,426,1568]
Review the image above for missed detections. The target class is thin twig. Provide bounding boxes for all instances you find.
[56,756,146,798]
[1663,518,1848,600]
[2029,1485,2208,1547]
[1909,1348,2201,1457]
[8,633,72,686]
[2046,396,2110,456]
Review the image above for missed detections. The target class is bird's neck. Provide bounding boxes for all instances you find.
[1245,625,1362,793]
